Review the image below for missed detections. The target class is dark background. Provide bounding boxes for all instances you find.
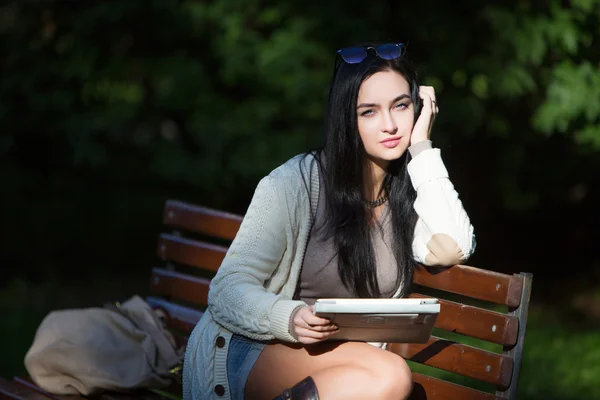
[1,1,600,398]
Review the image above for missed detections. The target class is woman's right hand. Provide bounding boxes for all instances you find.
[291,305,339,344]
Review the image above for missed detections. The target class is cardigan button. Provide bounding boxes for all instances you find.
[216,336,226,348]
[214,384,225,396]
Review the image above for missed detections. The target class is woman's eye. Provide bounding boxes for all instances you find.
[395,103,409,110]
[360,109,374,116]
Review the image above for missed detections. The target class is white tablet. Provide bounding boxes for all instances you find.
[313,298,440,343]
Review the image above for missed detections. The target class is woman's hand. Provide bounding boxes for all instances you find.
[411,86,439,145]
[291,305,339,344]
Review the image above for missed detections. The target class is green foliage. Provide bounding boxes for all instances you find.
[534,60,600,148]
[2,4,599,397]
[519,309,600,399]
[482,1,600,149]
[1,0,599,211]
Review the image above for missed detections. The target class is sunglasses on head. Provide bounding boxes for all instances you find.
[336,43,405,64]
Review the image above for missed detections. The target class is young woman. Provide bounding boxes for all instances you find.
[183,43,475,400]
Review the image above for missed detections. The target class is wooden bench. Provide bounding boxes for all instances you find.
[1,199,533,400]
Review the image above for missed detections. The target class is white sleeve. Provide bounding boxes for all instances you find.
[408,148,476,266]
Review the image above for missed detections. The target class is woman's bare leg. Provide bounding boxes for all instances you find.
[245,341,413,400]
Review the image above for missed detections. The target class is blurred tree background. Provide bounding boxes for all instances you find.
[1,0,599,398]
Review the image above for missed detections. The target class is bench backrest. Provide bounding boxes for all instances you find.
[148,200,532,400]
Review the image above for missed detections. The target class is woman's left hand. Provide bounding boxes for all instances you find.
[410,86,439,145]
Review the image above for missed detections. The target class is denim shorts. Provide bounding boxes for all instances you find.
[226,334,268,400]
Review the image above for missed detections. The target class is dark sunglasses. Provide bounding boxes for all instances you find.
[336,43,405,64]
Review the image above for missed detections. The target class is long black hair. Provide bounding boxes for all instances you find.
[314,46,422,298]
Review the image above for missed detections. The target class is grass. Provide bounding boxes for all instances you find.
[2,278,600,399]
[518,307,600,400]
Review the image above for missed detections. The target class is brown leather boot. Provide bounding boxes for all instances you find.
[272,376,319,400]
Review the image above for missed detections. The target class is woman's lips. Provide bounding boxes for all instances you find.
[381,137,402,148]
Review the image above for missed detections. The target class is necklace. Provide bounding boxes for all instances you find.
[364,194,388,208]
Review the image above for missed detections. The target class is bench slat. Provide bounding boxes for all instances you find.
[0,377,53,400]
[98,392,167,400]
[11,378,80,400]
[413,265,523,307]
[390,338,513,388]
[149,264,519,347]
[409,293,518,346]
[157,234,225,273]
[163,200,242,241]
[153,270,513,387]
[147,296,204,334]
[150,268,210,307]
[410,373,500,400]
[161,201,524,308]
[157,231,523,309]
[13,377,170,400]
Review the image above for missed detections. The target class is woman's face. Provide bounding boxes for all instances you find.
[356,70,415,166]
